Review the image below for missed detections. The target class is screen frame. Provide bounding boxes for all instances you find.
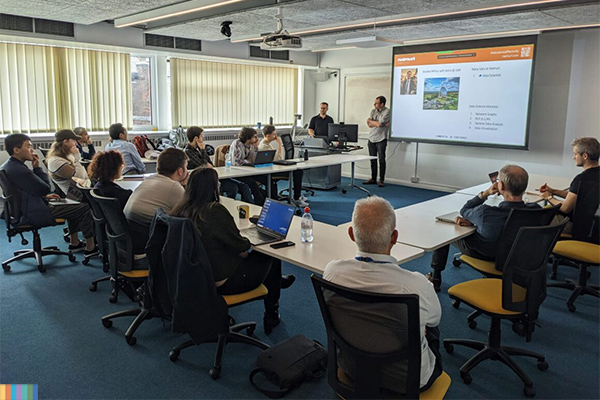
[389,35,538,150]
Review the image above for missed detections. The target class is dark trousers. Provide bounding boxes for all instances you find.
[421,326,443,392]
[237,177,266,206]
[431,239,492,273]
[368,139,387,182]
[272,170,304,200]
[217,252,281,313]
[220,179,253,203]
[49,203,95,239]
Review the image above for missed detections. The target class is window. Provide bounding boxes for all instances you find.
[170,58,298,128]
[131,56,152,126]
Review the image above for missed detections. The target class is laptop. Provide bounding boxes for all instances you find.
[244,150,276,167]
[273,159,297,165]
[239,198,296,245]
[435,211,461,224]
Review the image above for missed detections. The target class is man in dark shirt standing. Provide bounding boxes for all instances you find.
[308,102,334,138]
[539,137,599,218]
[428,164,539,291]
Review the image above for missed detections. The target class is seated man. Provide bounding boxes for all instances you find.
[183,126,252,203]
[124,148,189,254]
[259,125,308,207]
[323,196,442,391]
[105,123,146,175]
[1,134,99,257]
[539,137,599,221]
[230,127,267,205]
[428,164,540,291]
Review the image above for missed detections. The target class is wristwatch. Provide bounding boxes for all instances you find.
[477,191,485,200]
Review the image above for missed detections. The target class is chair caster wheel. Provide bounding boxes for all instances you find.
[21,239,28,245]
[102,319,112,328]
[568,304,576,312]
[246,326,256,336]
[341,189,347,194]
[209,367,221,380]
[89,284,97,292]
[452,300,460,309]
[3,263,11,272]
[69,254,76,262]
[452,259,461,267]
[444,343,454,354]
[228,315,236,326]
[170,350,180,362]
[38,265,46,273]
[524,386,535,397]
[109,296,118,303]
[126,336,137,346]
[468,320,477,329]
[537,360,549,371]
[460,371,472,385]
[82,258,89,265]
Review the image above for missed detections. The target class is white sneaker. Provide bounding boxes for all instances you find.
[296,199,309,208]
[298,195,308,202]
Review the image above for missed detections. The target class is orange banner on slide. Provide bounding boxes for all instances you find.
[394,45,534,67]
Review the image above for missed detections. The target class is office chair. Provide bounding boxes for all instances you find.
[277,133,315,199]
[148,209,269,379]
[213,144,230,167]
[443,220,567,398]
[0,170,75,272]
[547,181,599,312]
[311,274,451,399]
[451,206,561,329]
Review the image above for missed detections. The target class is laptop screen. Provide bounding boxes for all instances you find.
[257,198,295,236]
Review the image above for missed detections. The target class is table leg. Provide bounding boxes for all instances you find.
[342,162,370,196]
[267,174,272,198]
[288,171,293,202]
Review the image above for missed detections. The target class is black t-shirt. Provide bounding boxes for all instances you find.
[569,166,600,194]
[309,114,334,137]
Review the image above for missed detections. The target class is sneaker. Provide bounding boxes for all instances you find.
[83,245,100,258]
[296,198,309,208]
[378,181,385,187]
[68,241,86,253]
[363,179,377,185]
[426,272,441,293]
[264,311,281,335]
[298,195,308,202]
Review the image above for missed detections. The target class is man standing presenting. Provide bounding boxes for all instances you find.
[323,196,442,391]
[364,96,390,187]
[308,102,334,138]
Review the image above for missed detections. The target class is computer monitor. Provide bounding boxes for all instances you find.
[328,123,359,147]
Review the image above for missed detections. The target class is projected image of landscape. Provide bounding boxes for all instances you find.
[423,77,460,110]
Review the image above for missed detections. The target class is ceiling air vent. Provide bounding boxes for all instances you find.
[145,34,175,49]
[250,46,289,61]
[0,14,34,33]
[270,50,289,60]
[175,37,201,52]
[250,46,270,59]
[35,18,74,37]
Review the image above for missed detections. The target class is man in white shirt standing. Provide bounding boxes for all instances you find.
[323,196,442,391]
[364,96,391,187]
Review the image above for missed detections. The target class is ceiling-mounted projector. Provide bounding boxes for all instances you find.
[260,8,302,50]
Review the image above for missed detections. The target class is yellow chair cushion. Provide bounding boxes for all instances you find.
[118,270,149,279]
[559,232,572,240]
[460,255,501,277]
[553,241,600,265]
[223,283,268,306]
[448,279,525,316]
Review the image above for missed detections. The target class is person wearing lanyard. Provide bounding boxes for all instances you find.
[323,196,442,392]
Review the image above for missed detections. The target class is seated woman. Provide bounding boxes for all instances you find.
[170,168,294,334]
[88,151,132,209]
[74,127,96,161]
[46,129,90,196]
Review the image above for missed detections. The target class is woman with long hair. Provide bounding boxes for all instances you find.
[47,129,90,196]
[170,168,293,334]
[88,151,132,209]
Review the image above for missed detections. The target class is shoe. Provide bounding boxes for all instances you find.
[68,241,86,253]
[295,198,309,208]
[281,274,296,289]
[83,245,100,258]
[378,181,385,187]
[298,195,308,202]
[264,311,281,335]
[426,272,441,293]
[363,179,377,185]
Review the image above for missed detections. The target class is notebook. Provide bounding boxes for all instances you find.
[435,211,461,224]
[244,150,276,167]
[239,198,295,245]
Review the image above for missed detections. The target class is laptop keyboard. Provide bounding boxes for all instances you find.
[241,228,277,243]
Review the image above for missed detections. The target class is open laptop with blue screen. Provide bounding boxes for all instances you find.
[244,150,276,167]
[240,198,295,245]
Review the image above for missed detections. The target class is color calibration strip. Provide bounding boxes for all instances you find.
[0,385,38,400]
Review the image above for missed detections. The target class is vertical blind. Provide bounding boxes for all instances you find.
[0,42,132,134]
[170,58,298,128]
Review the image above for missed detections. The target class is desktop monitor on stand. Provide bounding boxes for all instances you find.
[328,123,359,149]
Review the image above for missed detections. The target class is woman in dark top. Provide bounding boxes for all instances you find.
[170,168,292,334]
[88,151,132,209]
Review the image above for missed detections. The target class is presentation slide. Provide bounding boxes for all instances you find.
[390,38,536,149]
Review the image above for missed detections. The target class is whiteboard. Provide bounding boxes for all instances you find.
[343,75,391,134]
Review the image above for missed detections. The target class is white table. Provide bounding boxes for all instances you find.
[220,197,424,274]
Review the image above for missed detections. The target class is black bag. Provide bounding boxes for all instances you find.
[249,334,327,398]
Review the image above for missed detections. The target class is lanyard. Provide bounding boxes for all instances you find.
[355,256,389,264]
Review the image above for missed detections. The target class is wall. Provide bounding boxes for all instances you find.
[314,28,600,191]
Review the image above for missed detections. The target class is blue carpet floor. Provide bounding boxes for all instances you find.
[1,178,598,399]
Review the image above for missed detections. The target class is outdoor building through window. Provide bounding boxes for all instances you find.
[131,56,152,126]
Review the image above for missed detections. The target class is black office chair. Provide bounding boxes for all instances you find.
[443,220,567,397]
[0,170,75,272]
[277,133,314,198]
[149,209,269,379]
[547,181,599,312]
[311,274,451,399]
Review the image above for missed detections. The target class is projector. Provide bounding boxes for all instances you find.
[260,34,302,50]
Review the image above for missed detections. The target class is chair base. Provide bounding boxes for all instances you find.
[547,263,599,312]
[89,275,111,292]
[169,321,269,380]
[2,237,75,273]
[109,276,143,303]
[101,307,160,346]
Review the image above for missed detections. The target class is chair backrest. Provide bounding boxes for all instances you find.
[571,181,600,244]
[214,144,230,167]
[280,134,295,160]
[0,169,20,228]
[501,220,568,322]
[311,274,422,399]
[79,185,108,258]
[494,205,561,272]
[91,189,133,272]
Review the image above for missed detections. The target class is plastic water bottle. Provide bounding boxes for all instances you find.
[301,207,313,243]
[225,151,232,169]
